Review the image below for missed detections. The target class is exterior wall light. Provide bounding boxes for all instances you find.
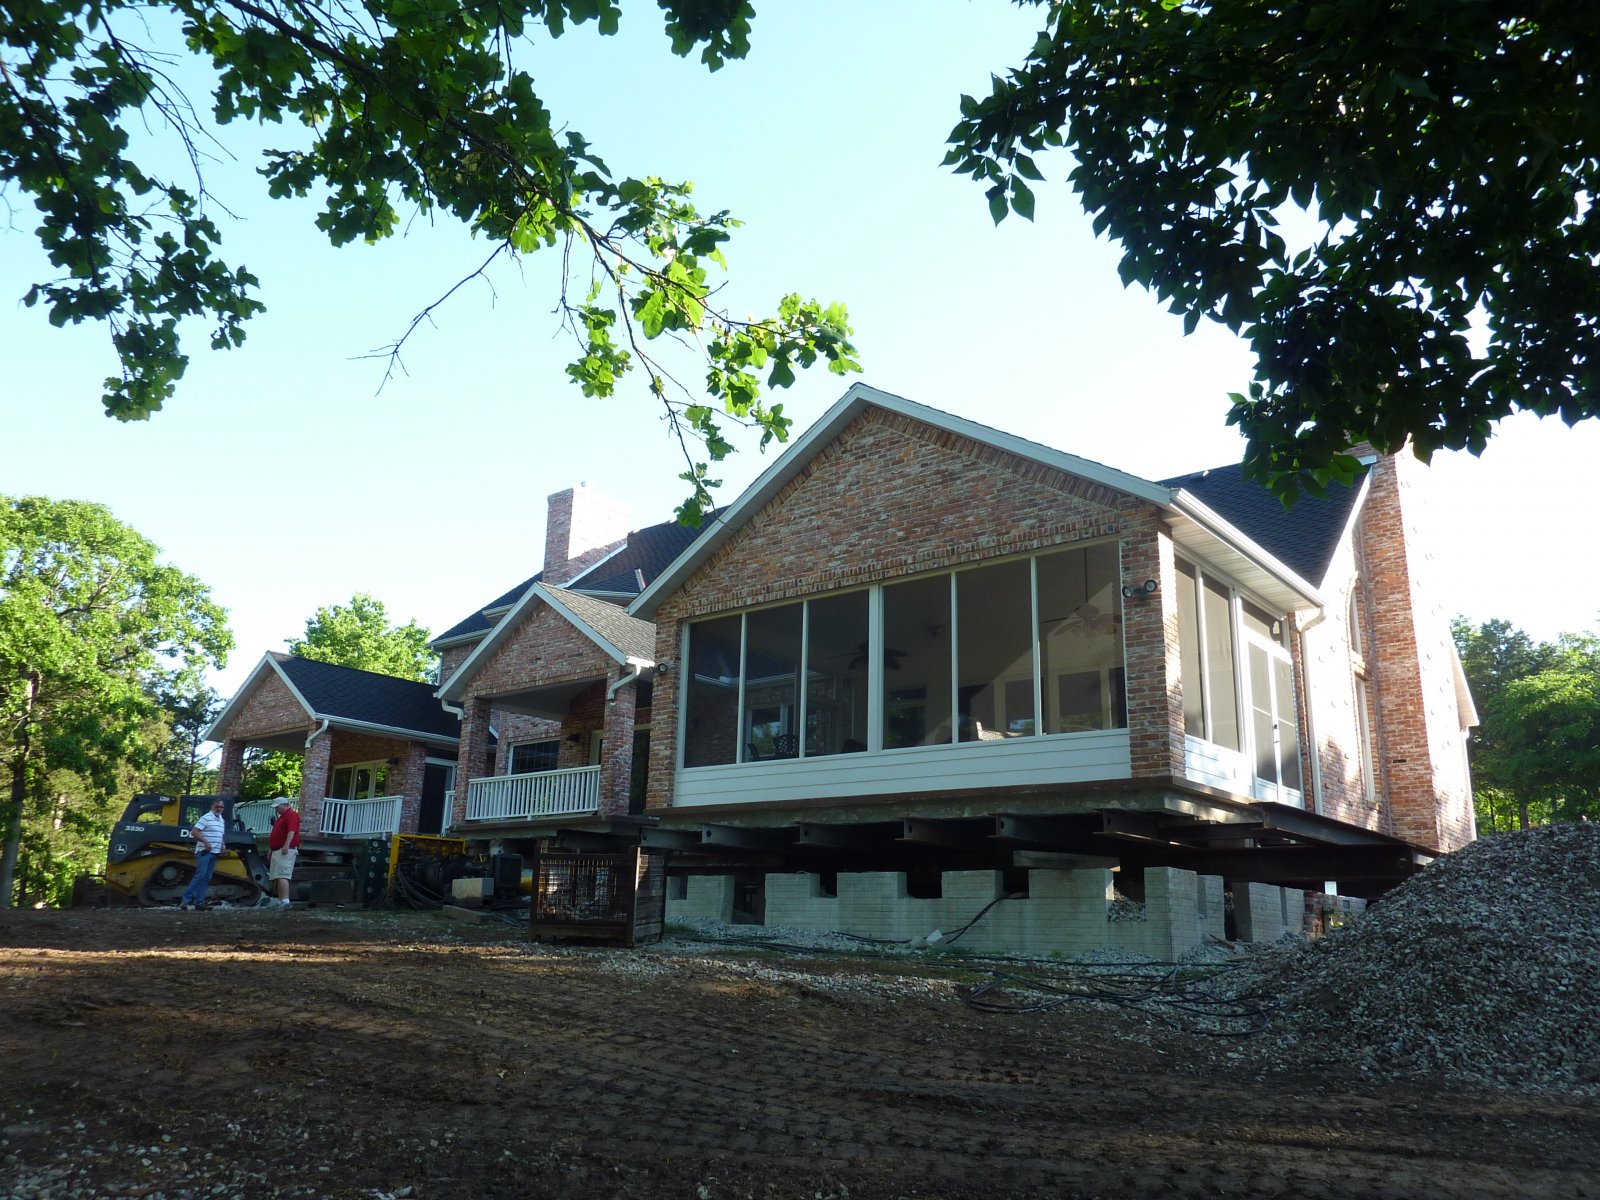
[1121,579,1158,599]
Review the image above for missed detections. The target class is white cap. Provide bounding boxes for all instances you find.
[272,797,292,809]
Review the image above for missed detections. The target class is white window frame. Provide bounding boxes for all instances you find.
[679,539,1127,768]
[1178,557,1302,799]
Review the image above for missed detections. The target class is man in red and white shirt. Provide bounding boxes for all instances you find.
[267,797,301,910]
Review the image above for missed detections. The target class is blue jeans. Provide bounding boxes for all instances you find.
[180,852,220,906]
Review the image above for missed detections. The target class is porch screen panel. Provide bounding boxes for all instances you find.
[683,615,743,767]
[805,590,869,756]
[1249,642,1276,783]
[1175,559,1205,737]
[957,559,1034,739]
[882,575,952,747]
[1038,542,1125,732]
[1274,656,1303,792]
[1201,578,1241,750]
[743,603,803,760]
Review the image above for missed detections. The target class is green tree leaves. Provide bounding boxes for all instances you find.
[0,495,232,906]
[4,0,856,510]
[947,0,1600,501]
[287,592,435,682]
[1454,618,1600,830]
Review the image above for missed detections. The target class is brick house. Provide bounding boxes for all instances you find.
[622,384,1475,931]
[429,485,709,835]
[209,385,1473,944]
[207,653,461,841]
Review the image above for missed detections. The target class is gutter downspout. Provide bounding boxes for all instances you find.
[304,719,329,749]
[608,670,639,701]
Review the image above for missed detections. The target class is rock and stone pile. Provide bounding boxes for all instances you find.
[1235,822,1600,1094]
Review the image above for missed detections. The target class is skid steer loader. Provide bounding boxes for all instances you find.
[101,794,271,907]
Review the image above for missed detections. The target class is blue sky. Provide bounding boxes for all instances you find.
[2,1,1595,700]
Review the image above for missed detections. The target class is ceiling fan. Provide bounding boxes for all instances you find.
[1053,602,1120,637]
[847,641,907,671]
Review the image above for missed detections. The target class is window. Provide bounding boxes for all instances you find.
[805,591,869,755]
[1175,557,1302,797]
[683,615,743,766]
[510,740,559,775]
[680,540,1128,767]
[883,575,952,748]
[329,761,388,800]
[743,604,802,758]
[1038,543,1125,733]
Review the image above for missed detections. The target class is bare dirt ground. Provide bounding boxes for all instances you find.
[2,907,1596,1200]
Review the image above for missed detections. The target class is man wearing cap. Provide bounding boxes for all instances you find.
[266,797,301,910]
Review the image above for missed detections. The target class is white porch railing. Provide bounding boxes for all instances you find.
[234,798,294,837]
[321,794,405,838]
[465,766,600,822]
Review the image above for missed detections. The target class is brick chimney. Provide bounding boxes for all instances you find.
[543,484,632,586]
[1357,451,1476,853]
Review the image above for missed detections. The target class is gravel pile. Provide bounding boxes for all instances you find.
[1227,822,1600,1094]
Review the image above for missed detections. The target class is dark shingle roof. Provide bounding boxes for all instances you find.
[432,570,543,644]
[433,516,710,646]
[272,653,459,741]
[1161,462,1368,586]
[569,516,713,595]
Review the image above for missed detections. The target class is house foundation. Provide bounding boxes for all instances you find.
[666,866,1327,955]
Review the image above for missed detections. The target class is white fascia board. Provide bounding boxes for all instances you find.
[429,629,489,652]
[1451,642,1481,729]
[323,716,460,746]
[203,653,311,743]
[629,382,1175,619]
[1324,471,1376,587]
[1167,492,1325,609]
[437,583,549,702]
[570,589,635,603]
[536,584,654,668]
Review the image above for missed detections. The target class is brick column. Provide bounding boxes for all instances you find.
[646,620,682,811]
[391,741,428,834]
[1122,521,1186,778]
[453,697,494,828]
[598,670,638,816]
[298,728,332,837]
[217,738,247,796]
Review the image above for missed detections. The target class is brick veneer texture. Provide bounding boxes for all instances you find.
[645,406,1181,807]
[1357,453,1475,852]
[224,670,312,742]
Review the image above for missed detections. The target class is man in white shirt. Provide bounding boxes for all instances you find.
[179,798,228,911]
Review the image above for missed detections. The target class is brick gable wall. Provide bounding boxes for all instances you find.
[223,669,312,741]
[646,406,1184,807]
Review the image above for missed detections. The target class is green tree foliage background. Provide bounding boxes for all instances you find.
[2,0,858,522]
[1454,617,1600,832]
[239,593,435,801]
[0,497,232,907]
[948,0,1599,498]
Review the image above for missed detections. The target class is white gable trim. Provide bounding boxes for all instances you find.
[629,383,1176,619]
[202,653,315,744]
[1166,492,1325,611]
[538,584,654,670]
[437,583,649,703]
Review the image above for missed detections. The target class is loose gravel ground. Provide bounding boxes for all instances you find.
[2,827,1598,1200]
